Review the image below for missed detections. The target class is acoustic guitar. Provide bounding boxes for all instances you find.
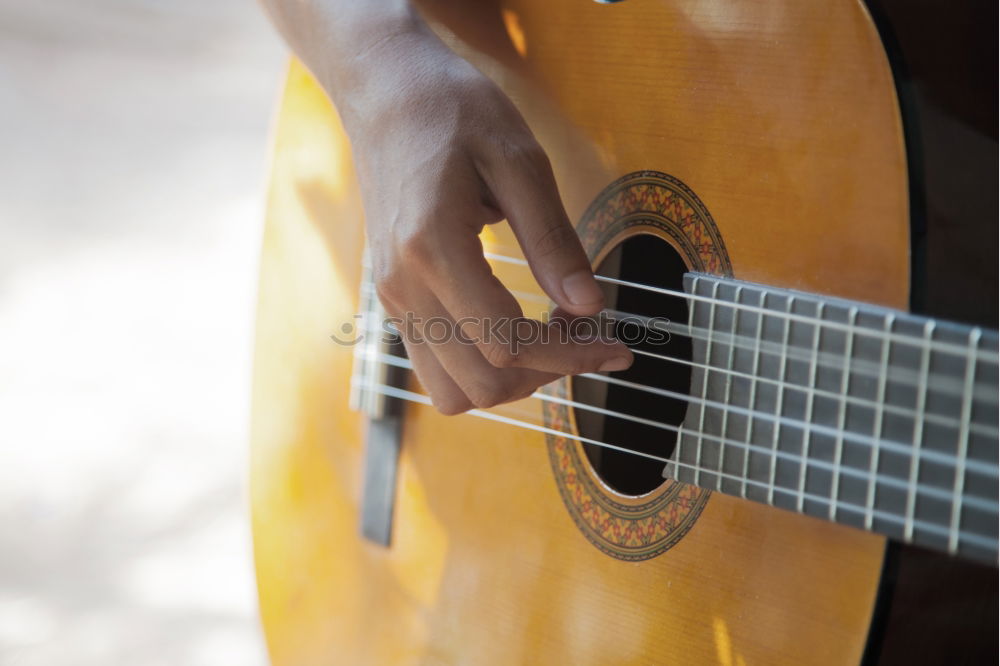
[250,1,998,663]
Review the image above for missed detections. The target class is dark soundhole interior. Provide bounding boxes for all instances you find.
[571,235,692,496]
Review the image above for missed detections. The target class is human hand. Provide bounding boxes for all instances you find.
[342,29,633,414]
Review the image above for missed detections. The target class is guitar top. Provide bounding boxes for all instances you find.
[251,1,998,663]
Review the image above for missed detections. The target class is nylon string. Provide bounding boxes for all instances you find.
[359,349,998,486]
[355,285,999,438]
[350,377,997,552]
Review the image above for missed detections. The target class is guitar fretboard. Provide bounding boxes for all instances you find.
[668,273,999,563]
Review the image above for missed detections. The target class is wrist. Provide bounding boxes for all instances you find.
[322,12,450,128]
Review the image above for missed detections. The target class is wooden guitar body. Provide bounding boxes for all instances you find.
[251,1,916,663]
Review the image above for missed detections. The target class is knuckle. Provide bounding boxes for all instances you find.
[373,268,403,305]
[396,227,435,268]
[465,382,508,409]
[547,348,592,377]
[534,222,578,258]
[563,359,592,376]
[564,346,610,376]
[482,342,518,369]
[500,138,547,168]
[432,393,472,416]
[508,382,538,404]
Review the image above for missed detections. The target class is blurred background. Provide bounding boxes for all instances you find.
[0,0,284,663]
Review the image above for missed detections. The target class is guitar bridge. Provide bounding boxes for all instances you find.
[350,257,406,547]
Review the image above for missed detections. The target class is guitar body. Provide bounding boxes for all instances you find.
[251,2,915,663]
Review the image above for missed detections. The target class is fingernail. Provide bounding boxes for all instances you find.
[599,356,632,373]
[562,270,603,306]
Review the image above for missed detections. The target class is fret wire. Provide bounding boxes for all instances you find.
[904,320,935,540]
[865,314,895,530]
[830,308,856,521]
[355,378,998,550]
[767,296,796,506]
[693,278,720,488]
[716,285,744,492]
[480,252,1000,363]
[741,290,767,499]
[359,350,998,513]
[797,302,825,513]
[948,328,982,552]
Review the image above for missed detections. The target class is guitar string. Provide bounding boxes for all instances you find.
[625,347,995,439]
[351,378,997,552]
[359,348,998,484]
[354,246,999,525]
[354,286,998,438]
[559,295,992,404]
[481,251,1000,364]
[366,248,999,367]
[356,278,998,403]
[353,310,1000,454]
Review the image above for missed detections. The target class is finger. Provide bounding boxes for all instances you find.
[478,138,604,317]
[548,306,613,338]
[403,288,560,409]
[400,337,473,416]
[381,269,561,408]
[421,231,633,375]
[376,294,473,415]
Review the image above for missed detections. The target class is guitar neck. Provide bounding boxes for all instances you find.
[669,273,999,563]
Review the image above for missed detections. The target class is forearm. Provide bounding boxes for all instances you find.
[259,0,457,132]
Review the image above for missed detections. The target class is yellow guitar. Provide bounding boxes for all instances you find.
[250,1,998,663]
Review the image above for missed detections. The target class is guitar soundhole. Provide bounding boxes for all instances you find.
[572,234,692,496]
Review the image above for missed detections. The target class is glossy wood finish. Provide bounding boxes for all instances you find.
[251,2,909,663]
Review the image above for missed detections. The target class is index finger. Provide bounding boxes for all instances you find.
[420,231,632,375]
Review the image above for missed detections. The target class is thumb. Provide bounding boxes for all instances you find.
[482,141,604,316]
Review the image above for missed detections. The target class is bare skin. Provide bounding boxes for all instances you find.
[261,0,633,414]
